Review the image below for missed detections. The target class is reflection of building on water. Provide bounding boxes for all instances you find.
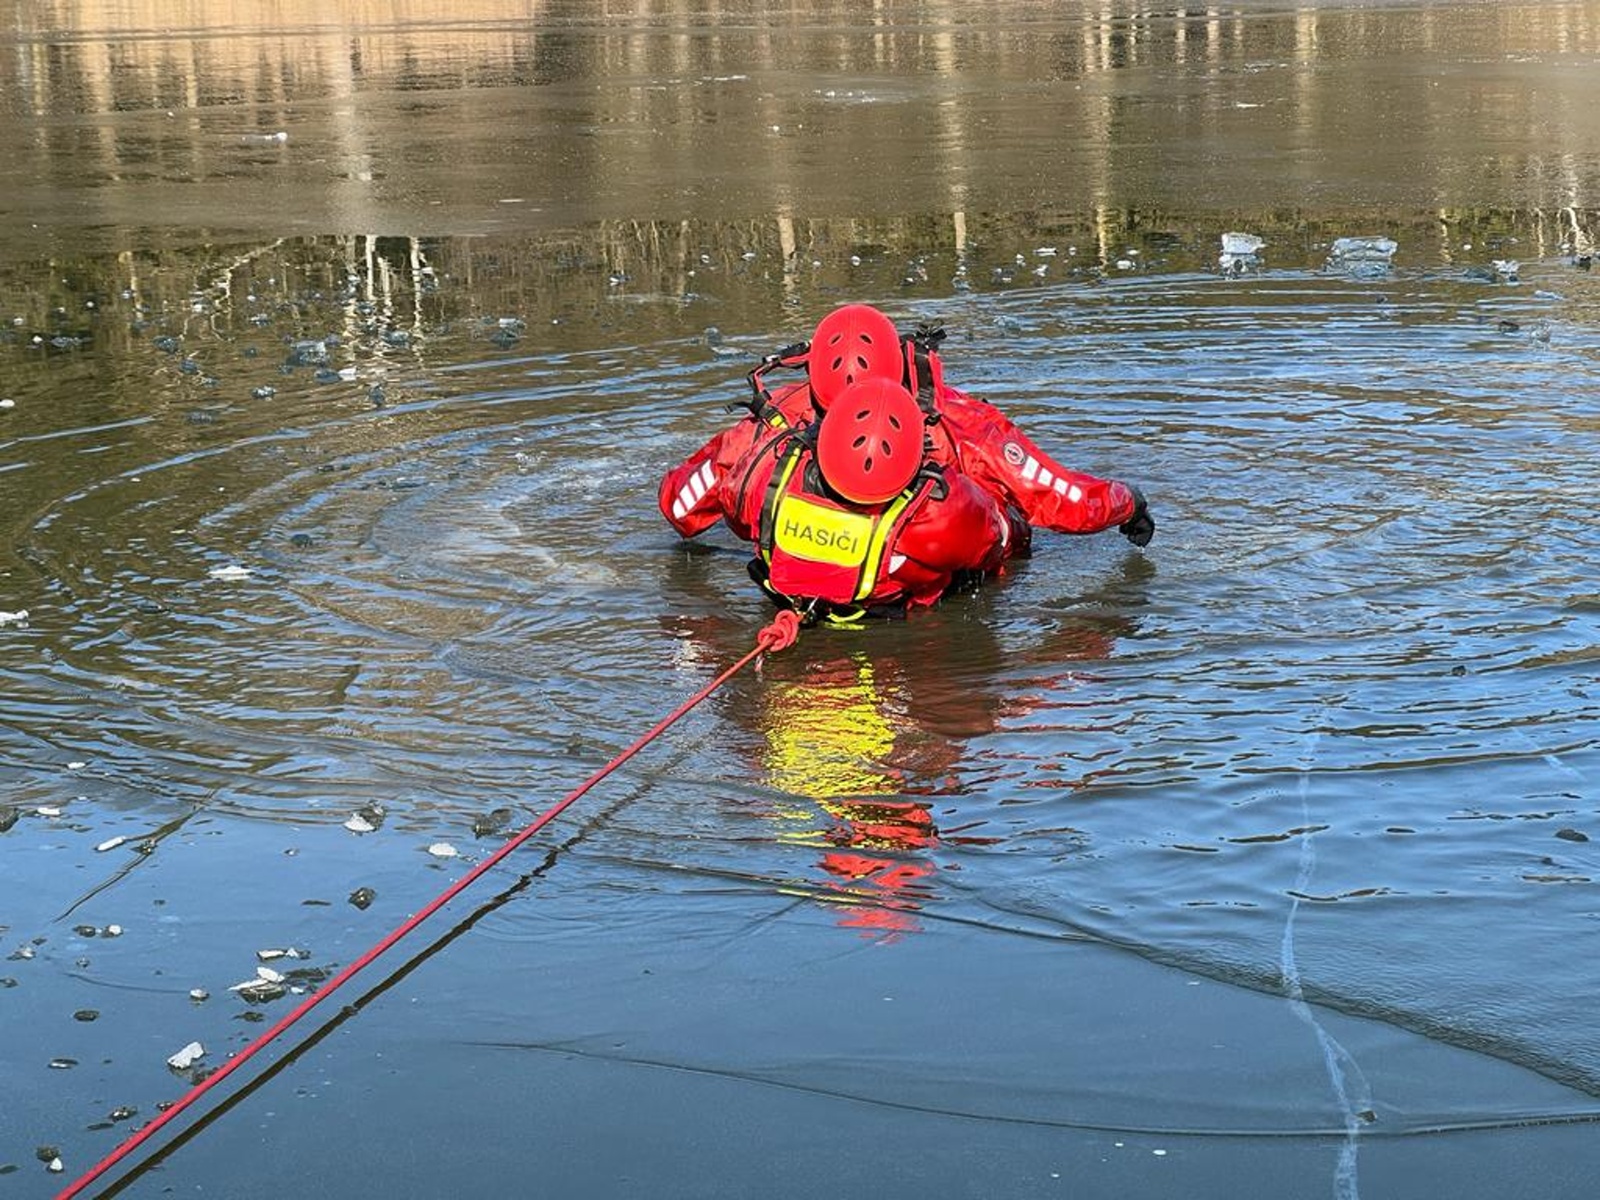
[6,195,1594,358]
[3,2,1596,250]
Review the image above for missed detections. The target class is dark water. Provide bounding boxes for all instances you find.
[3,3,1599,1197]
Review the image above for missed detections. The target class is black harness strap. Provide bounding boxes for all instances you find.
[902,323,946,426]
[736,341,810,422]
[755,431,810,558]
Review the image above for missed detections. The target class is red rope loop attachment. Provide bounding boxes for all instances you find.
[756,609,801,652]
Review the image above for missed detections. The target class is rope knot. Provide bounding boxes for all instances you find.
[756,609,801,652]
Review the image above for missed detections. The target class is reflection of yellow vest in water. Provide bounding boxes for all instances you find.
[764,655,897,804]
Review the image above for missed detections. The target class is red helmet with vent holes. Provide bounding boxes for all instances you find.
[815,378,926,504]
[808,304,902,411]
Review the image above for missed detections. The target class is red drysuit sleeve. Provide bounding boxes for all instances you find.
[933,386,1139,535]
[660,381,815,539]
[658,420,759,538]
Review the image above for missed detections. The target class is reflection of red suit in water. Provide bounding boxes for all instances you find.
[736,620,1124,940]
[758,653,948,939]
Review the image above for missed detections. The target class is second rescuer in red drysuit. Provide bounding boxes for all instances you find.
[659,303,1154,617]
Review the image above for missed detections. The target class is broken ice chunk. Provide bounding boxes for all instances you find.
[1219,231,1265,275]
[1326,236,1398,276]
[166,1041,205,1070]
[1221,231,1264,256]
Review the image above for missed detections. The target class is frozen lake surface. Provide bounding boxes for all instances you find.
[2,3,1598,1196]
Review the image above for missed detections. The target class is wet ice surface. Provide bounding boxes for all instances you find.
[3,1,1600,1196]
[2,231,1597,1195]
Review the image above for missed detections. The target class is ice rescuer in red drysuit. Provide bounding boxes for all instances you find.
[658,303,1154,620]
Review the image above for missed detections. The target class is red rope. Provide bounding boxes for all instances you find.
[58,613,799,1199]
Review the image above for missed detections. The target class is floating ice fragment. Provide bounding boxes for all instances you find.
[255,966,285,984]
[343,814,377,834]
[105,925,123,937]
[47,1157,64,1173]
[189,988,210,1001]
[208,564,252,580]
[36,806,62,817]
[1327,236,1397,262]
[1219,232,1266,275]
[427,842,459,858]
[256,947,306,961]
[471,807,513,838]
[166,1041,205,1070]
[0,398,14,409]
[68,761,86,770]
[2,607,35,625]
[1326,236,1398,278]
[1492,259,1520,280]
[228,976,285,999]
[96,836,127,853]
[1035,246,1058,257]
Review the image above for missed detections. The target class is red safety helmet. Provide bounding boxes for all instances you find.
[815,378,926,504]
[808,304,903,411]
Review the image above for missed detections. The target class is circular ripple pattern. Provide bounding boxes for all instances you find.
[4,255,1599,1159]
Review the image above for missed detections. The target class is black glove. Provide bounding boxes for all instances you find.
[1119,486,1155,547]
